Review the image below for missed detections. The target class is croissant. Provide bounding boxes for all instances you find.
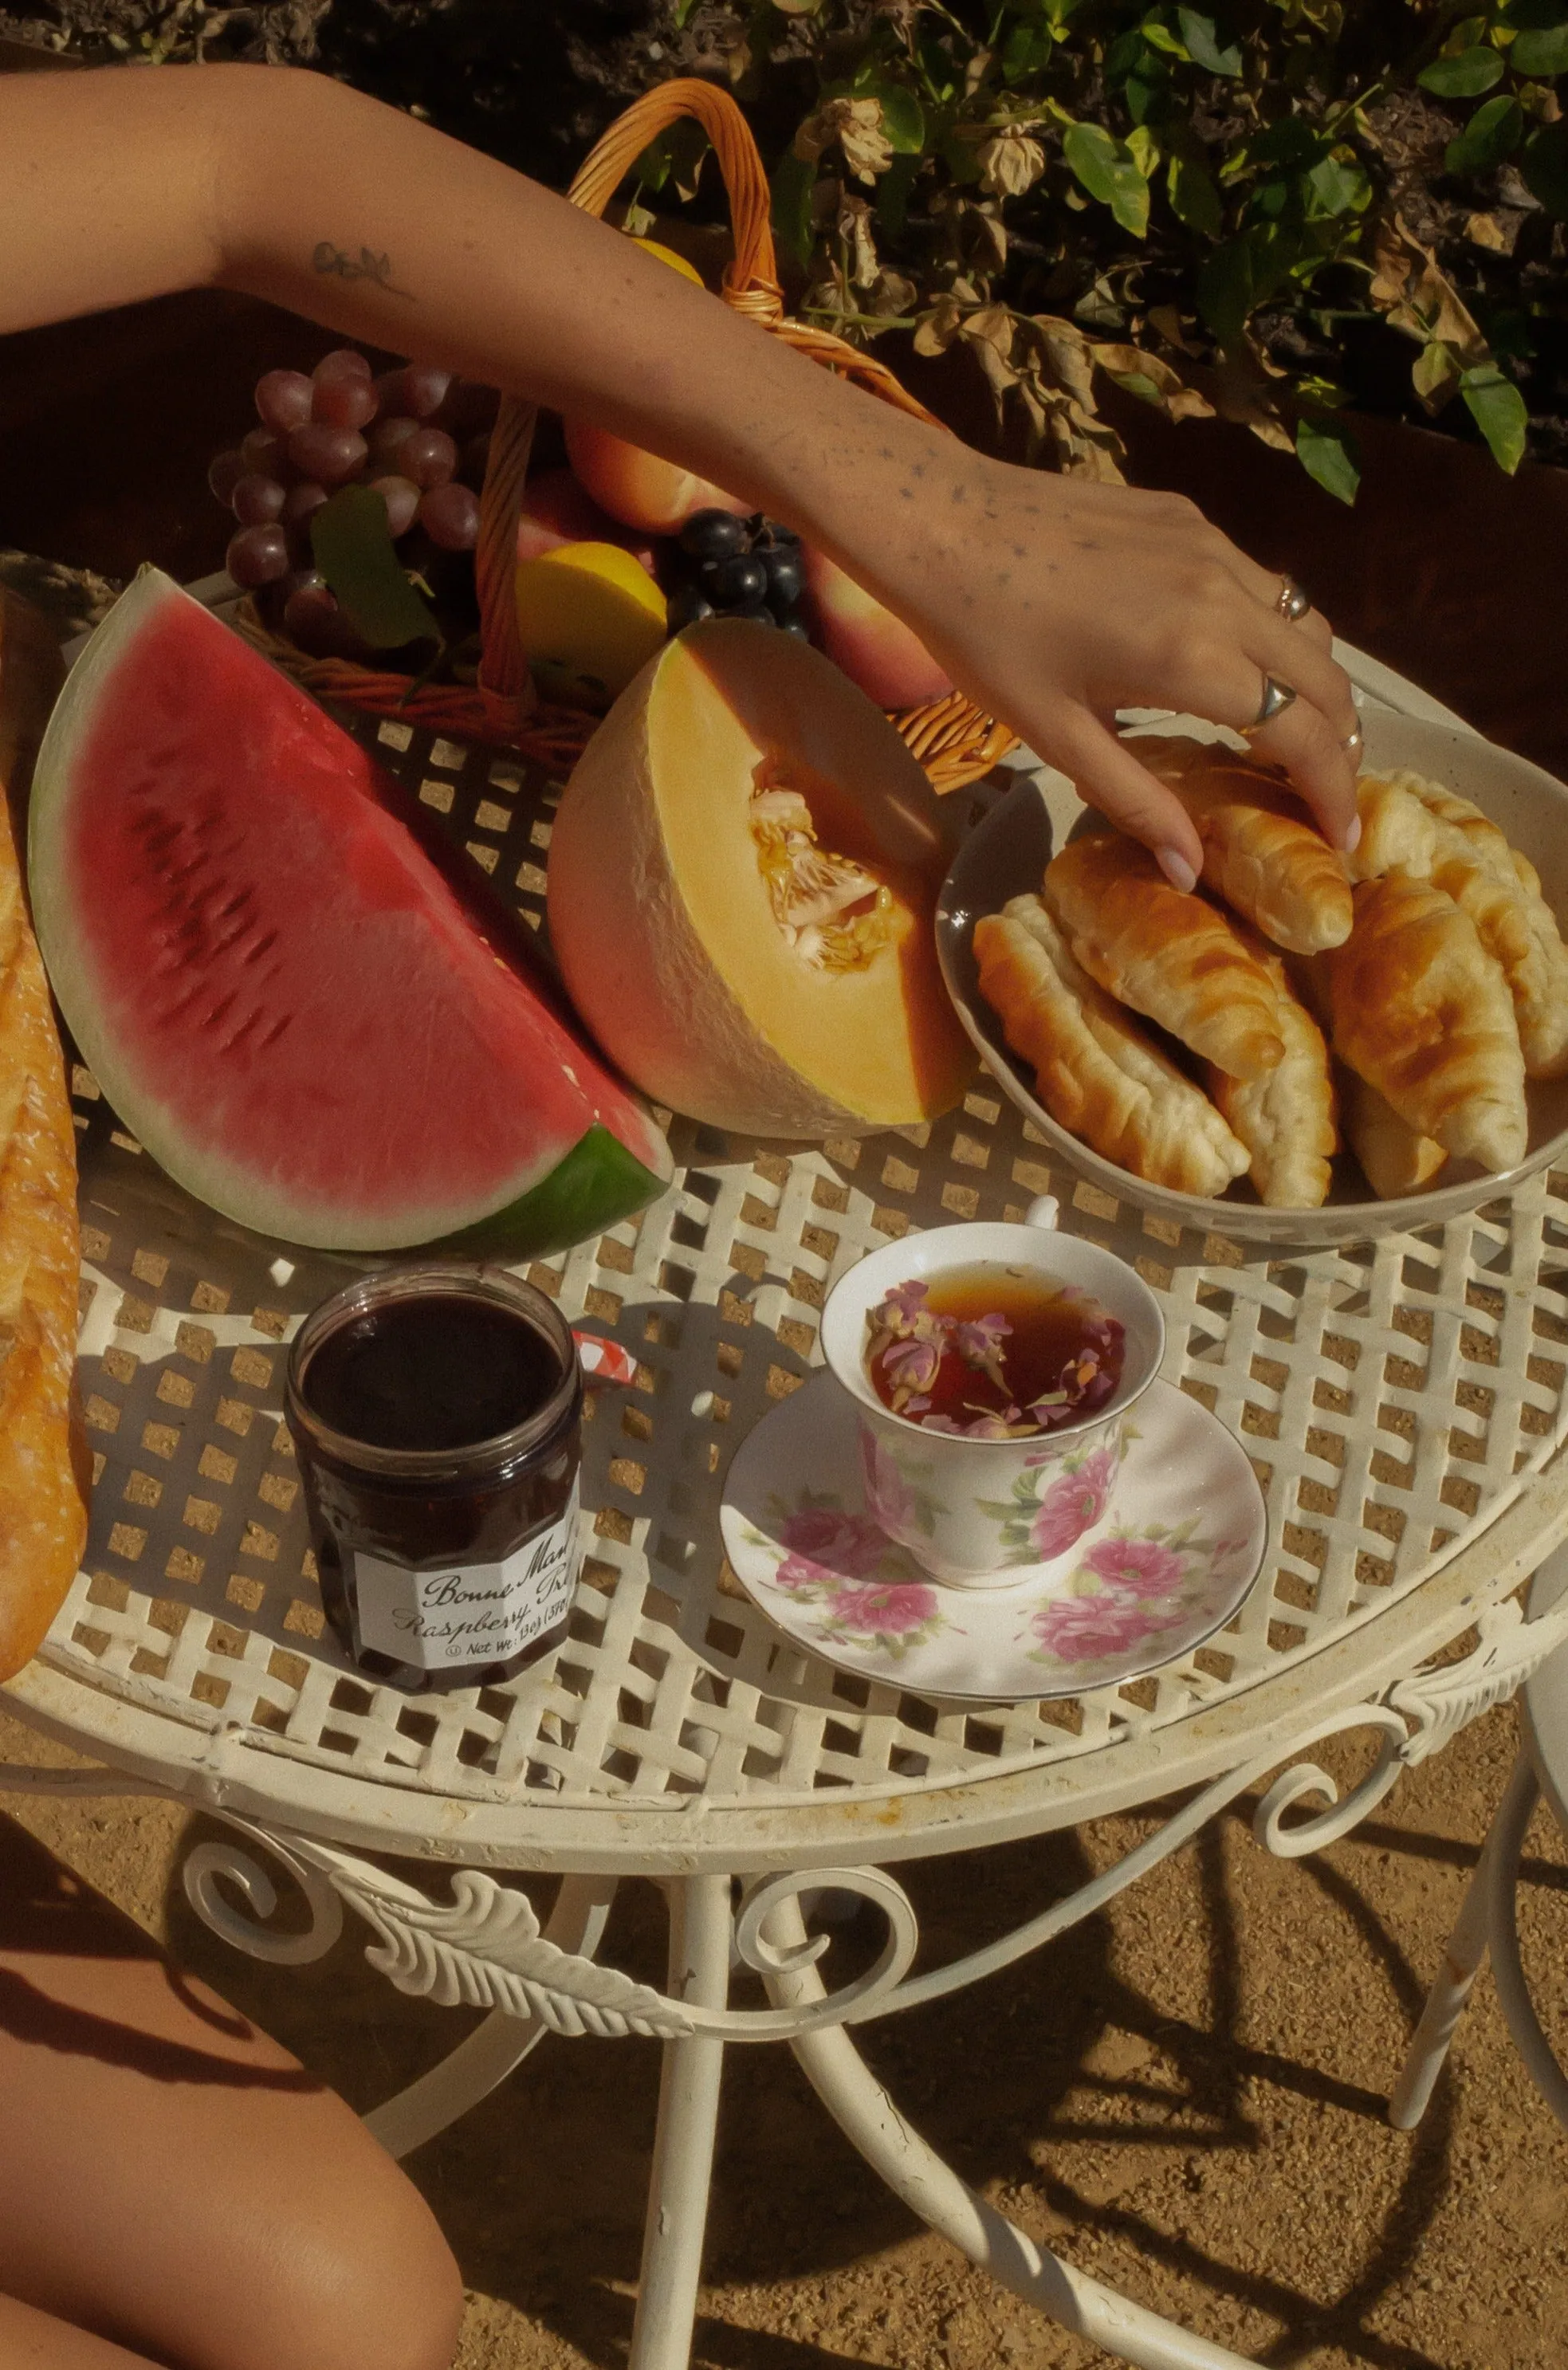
[1338,1070,1448,1201]
[0,590,87,1682]
[1353,769,1568,1078]
[1130,734,1352,955]
[975,897,1250,1197]
[1043,831,1284,1080]
[1324,871,1527,1174]
[1204,941,1336,1209]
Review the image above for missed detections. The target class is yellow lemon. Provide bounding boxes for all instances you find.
[631,236,705,285]
[514,541,668,711]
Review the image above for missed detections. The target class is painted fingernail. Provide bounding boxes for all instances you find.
[1343,815,1362,855]
[1157,847,1199,894]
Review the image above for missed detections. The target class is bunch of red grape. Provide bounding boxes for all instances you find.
[208,348,498,658]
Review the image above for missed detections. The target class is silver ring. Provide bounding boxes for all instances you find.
[1342,725,1363,754]
[1275,575,1311,623]
[1250,674,1298,729]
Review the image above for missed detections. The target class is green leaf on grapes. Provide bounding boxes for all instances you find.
[1460,363,1529,471]
[1303,153,1373,217]
[310,486,442,651]
[1445,94,1524,175]
[1063,122,1150,237]
[1177,8,1244,75]
[876,150,919,238]
[1523,120,1568,214]
[1197,228,1286,343]
[771,149,817,267]
[1296,415,1362,505]
[1418,47,1507,97]
[1512,22,1568,76]
[1169,151,1224,236]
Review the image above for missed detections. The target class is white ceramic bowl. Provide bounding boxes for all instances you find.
[937,713,1568,1249]
[819,1204,1165,1585]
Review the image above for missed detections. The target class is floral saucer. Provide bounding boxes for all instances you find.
[719,1374,1267,1702]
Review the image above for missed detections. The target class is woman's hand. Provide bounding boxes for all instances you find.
[819,450,1360,888]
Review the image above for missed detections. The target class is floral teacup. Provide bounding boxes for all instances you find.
[819,1200,1165,1587]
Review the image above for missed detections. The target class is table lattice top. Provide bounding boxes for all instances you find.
[14,690,1568,1866]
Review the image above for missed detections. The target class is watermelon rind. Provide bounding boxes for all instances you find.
[446,1122,667,1259]
[28,568,673,1253]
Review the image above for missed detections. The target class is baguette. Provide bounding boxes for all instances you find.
[0,590,86,1683]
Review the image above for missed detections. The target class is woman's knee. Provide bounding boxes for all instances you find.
[246,2149,464,2370]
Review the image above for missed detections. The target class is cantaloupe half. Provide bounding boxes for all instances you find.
[548,618,974,1136]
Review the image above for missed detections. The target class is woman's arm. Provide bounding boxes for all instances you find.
[0,61,1358,879]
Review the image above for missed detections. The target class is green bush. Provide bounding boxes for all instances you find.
[635,0,1568,497]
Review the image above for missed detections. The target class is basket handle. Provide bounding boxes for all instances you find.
[475,78,943,703]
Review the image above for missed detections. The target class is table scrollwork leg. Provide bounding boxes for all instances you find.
[764,1894,1260,2370]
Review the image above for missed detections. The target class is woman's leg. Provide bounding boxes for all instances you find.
[0,2291,167,2367]
[0,1816,465,2370]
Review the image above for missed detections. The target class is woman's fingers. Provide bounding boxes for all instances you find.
[1045,711,1205,888]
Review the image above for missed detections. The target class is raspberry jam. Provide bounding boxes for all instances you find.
[285,1264,582,1693]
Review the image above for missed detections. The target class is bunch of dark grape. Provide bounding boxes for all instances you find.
[664,511,808,640]
[207,349,498,658]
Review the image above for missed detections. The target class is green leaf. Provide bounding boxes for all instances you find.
[1460,362,1530,470]
[1303,153,1373,216]
[1512,23,1568,74]
[1523,119,1568,213]
[1177,6,1243,74]
[876,149,918,237]
[1169,150,1224,235]
[1418,46,1507,96]
[875,84,926,153]
[1296,414,1362,504]
[1196,227,1286,342]
[1063,121,1150,237]
[1002,21,1055,80]
[311,487,442,650]
[1444,93,1525,174]
[770,149,816,268]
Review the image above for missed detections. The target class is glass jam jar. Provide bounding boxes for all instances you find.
[285,1263,582,1694]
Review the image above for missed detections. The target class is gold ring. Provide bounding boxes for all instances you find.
[1249,674,1298,729]
[1276,576,1311,623]
[1343,725,1363,754]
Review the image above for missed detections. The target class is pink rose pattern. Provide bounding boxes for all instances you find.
[757,1487,949,1659]
[1082,1535,1184,1598]
[777,1505,886,1590]
[1025,1519,1222,1670]
[1029,1444,1119,1562]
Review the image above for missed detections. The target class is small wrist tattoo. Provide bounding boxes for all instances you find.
[311,241,415,300]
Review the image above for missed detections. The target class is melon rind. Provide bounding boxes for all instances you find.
[29,568,672,1253]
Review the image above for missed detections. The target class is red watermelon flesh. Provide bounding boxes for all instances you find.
[29,569,671,1252]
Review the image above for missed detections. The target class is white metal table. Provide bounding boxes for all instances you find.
[7,650,1568,2370]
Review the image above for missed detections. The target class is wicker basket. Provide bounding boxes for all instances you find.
[235,79,1016,794]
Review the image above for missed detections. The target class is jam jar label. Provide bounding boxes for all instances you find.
[352,1480,582,1672]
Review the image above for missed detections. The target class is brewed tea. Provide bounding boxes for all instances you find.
[864,1262,1124,1438]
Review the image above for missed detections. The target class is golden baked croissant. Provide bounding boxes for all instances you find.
[0,590,87,1683]
[1338,1069,1448,1201]
[1204,941,1337,1209]
[1043,831,1285,1080]
[1353,768,1568,1078]
[975,897,1250,1197]
[1324,871,1527,1174]
[1130,734,1352,955]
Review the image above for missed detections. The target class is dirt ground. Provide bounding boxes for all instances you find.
[4,1685,1566,2370]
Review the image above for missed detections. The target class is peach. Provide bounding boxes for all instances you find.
[563,418,749,539]
[801,546,953,711]
[516,466,658,576]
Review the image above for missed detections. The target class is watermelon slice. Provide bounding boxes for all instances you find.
[29,568,672,1254]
